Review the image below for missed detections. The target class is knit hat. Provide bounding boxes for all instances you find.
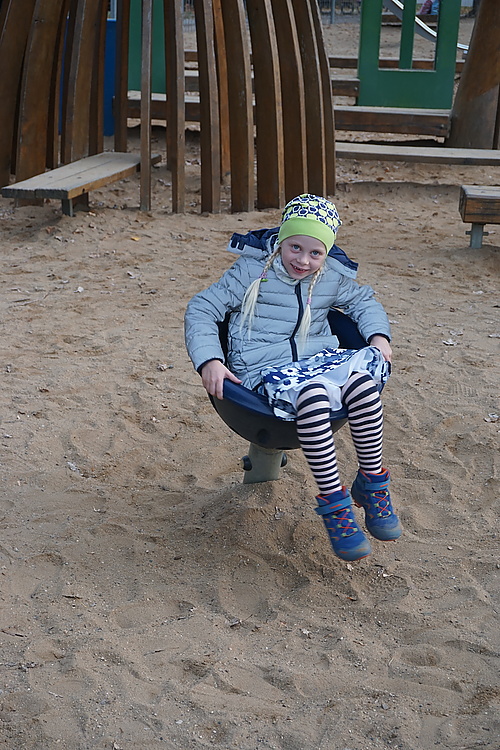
[277,193,342,251]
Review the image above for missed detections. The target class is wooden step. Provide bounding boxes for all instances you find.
[336,142,500,165]
[127,94,448,135]
[184,68,359,98]
[185,50,465,73]
[334,106,451,136]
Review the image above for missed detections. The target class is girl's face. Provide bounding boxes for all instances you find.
[280,235,327,280]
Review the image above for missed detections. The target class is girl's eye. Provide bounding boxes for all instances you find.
[292,244,300,251]
[311,250,321,257]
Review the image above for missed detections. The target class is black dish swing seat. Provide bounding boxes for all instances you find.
[209,309,372,483]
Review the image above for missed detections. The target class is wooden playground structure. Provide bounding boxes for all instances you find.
[0,0,499,234]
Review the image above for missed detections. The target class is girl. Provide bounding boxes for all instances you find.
[185,194,401,562]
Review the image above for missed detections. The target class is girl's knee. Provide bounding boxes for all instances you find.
[296,381,330,410]
[341,372,379,401]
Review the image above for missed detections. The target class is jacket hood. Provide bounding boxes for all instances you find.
[226,227,359,279]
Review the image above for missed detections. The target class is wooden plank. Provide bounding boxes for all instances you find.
[114,0,130,152]
[309,0,335,195]
[164,0,186,212]
[140,0,152,211]
[1,152,160,199]
[219,0,255,212]
[271,0,307,200]
[127,91,200,122]
[459,185,500,224]
[194,0,221,212]
[128,94,451,138]
[185,69,359,98]
[332,77,359,97]
[184,50,466,73]
[291,0,326,196]
[247,0,285,209]
[335,142,500,165]
[61,0,102,163]
[0,0,37,186]
[335,106,451,136]
[15,0,65,188]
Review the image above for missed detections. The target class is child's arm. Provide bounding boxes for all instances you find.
[368,334,392,363]
[200,359,242,400]
[333,274,392,351]
[185,264,245,362]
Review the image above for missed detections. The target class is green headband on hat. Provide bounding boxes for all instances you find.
[277,193,342,251]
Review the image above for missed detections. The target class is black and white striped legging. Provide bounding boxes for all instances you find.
[295,372,383,495]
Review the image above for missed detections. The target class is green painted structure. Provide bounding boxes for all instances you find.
[357,0,461,108]
[128,0,167,92]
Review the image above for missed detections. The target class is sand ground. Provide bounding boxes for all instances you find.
[0,14,499,750]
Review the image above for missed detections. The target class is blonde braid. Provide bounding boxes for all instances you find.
[296,267,322,354]
[240,245,282,336]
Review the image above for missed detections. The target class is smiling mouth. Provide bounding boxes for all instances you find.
[291,264,308,274]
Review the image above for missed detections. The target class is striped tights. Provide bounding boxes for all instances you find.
[295,372,384,496]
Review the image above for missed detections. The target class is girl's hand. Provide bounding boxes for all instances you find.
[201,360,242,400]
[369,335,392,363]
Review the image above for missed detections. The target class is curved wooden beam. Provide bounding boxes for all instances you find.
[219,0,255,212]
[140,0,152,211]
[194,0,221,212]
[89,0,108,156]
[247,0,285,209]
[270,0,307,201]
[114,0,131,153]
[309,0,335,196]
[61,0,103,163]
[15,0,66,183]
[47,0,71,169]
[291,0,326,197]
[164,0,186,212]
[0,0,37,186]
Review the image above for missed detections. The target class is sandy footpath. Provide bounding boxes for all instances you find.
[0,15,499,750]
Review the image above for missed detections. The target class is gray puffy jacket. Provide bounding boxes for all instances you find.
[185,229,391,390]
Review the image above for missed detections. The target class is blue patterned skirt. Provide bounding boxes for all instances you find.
[259,346,390,420]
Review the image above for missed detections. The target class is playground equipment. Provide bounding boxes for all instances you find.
[210,309,370,484]
[336,0,500,160]
[0,0,336,215]
[0,0,498,217]
[358,0,462,109]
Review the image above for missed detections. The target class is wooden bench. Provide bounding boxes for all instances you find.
[1,151,160,216]
[459,185,500,248]
[336,142,500,166]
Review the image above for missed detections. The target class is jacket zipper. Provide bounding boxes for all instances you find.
[290,284,303,361]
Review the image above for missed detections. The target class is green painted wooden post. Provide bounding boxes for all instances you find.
[357,0,461,109]
[399,0,417,70]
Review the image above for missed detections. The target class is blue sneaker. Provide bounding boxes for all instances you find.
[351,468,402,541]
[315,487,371,561]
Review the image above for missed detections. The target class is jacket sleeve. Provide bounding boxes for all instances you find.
[333,274,391,343]
[184,258,252,372]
